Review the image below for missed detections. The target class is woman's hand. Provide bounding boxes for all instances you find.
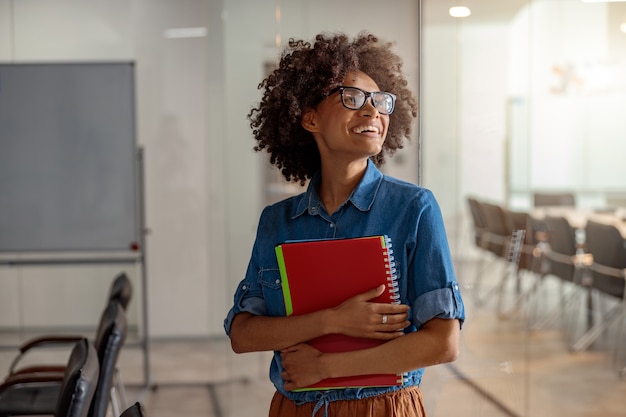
[328,284,410,340]
[280,343,325,390]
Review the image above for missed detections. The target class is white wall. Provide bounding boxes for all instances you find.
[134,0,214,337]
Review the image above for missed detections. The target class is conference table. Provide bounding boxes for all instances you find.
[531,206,626,238]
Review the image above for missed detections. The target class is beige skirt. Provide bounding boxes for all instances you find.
[268,386,427,417]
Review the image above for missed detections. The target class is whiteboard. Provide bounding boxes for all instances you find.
[0,62,137,252]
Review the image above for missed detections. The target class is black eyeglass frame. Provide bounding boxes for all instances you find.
[329,86,396,115]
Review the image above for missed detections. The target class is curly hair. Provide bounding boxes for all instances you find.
[248,32,418,185]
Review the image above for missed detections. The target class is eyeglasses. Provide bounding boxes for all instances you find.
[330,86,396,115]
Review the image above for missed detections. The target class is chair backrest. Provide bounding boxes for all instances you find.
[108,272,133,310]
[120,402,147,417]
[544,215,577,282]
[467,197,488,248]
[88,300,127,417]
[502,209,536,271]
[55,338,99,417]
[533,192,576,207]
[477,202,509,257]
[585,220,626,299]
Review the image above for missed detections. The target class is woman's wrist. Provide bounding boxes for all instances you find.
[317,352,336,380]
[318,308,337,335]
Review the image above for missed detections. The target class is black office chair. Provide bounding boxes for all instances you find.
[503,209,542,274]
[1,300,127,417]
[104,272,132,407]
[0,338,99,417]
[494,208,545,319]
[7,272,131,374]
[477,201,510,259]
[5,272,132,411]
[472,201,516,308]
[529,216,588,340]
[54,339,100,417]
[571,221,626,375]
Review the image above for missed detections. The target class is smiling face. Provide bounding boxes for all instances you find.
[301,71,390,168]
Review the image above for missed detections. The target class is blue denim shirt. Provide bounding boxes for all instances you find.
[224,160,465,413]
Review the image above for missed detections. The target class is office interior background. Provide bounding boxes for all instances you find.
[1,0,625,416]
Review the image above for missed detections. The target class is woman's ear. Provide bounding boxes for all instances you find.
[301,109,318,133]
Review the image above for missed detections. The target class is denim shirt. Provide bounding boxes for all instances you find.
[224,160,465,413]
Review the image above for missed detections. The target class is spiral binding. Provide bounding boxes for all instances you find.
[382,235,401,305]
[382,235,409,386]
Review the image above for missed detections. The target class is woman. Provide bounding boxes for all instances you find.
[224,32,465,417]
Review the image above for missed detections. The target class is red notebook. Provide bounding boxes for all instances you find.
[275,235,404,391]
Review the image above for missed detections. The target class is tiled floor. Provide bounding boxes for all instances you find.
[2,255,625,417]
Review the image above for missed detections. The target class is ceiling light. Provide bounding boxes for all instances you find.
[621,22,626,33]
[581,0,626,3]
[449,6,471,18]
[162,27,208,39]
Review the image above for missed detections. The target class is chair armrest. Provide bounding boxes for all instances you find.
[9,335,83,374]
[590,263,626,278]
[9,366,66,377]
[0,372,63,392]
[18,335,83,353]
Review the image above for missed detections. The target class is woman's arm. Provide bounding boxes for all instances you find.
[229,285,410,353]
[279,317,460,391]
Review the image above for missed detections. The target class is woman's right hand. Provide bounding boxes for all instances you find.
[327,285,410,340]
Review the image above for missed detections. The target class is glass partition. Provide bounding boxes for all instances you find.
[421,1,626,416]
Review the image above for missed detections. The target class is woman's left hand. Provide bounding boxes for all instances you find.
[280,343,326,390]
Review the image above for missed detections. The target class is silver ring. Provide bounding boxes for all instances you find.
[382,314,388,324]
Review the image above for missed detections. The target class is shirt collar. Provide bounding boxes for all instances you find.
[292,159,383,219]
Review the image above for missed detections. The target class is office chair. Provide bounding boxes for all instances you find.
[1,300,127,417]
[571,221,626,374]
[503,209,542,274]
[496,208,543,319]
[0,338,99,417]
[529,216,589,341]
[5,272,132,410]
[472,201,516,308]
[477,201,510,259]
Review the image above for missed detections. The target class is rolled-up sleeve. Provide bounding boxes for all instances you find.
[223,279,267,336]
[406,190,465,330]
[224,206,280,337]
[411,282,465,330]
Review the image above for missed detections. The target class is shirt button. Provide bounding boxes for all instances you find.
[242,285,247,290]
[330,224,335,228]
[275,279,280,285]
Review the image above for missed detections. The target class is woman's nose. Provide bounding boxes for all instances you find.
[358,98,380,117]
